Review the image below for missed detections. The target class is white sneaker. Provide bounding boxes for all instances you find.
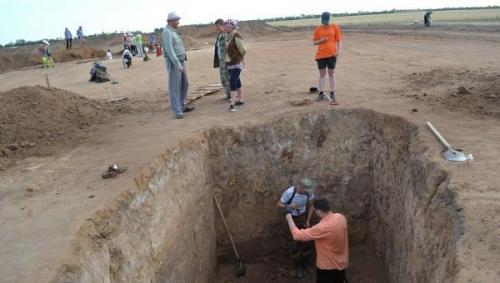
[229,105,236,112]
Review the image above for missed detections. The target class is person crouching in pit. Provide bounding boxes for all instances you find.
[224,19,247,112]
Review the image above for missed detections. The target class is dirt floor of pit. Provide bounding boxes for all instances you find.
[1,25,500,282]
[215,243,388,283]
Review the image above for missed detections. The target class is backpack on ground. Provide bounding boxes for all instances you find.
[89,62,110,83]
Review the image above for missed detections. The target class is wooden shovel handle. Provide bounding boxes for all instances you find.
[426,121,451,149]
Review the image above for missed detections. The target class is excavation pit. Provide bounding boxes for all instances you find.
[53,109,460,283]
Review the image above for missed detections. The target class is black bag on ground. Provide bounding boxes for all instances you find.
[89,62,110,83]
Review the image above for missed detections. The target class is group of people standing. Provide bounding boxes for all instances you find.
[161,11,342,119]
[162,12,248,119]
[64,26,85,50]
[122,33,145,57]
[213,18,247,112]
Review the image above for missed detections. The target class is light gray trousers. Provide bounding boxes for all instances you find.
[165,59,188,116]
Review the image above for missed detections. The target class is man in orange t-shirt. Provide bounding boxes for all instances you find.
[313,12,343,105]
[286,198,349,283]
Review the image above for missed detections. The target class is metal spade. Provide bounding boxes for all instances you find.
[426,121,472,162]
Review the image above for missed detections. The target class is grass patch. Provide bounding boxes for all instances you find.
[267,8,500,27]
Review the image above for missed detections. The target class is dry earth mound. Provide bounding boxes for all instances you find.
[403,67,500,119]
[0,48,106,73]
[0,86,111,170]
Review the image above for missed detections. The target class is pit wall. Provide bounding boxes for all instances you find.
[208,110,376,257]
[51,136,216,283]
[208,110,460,283]
[369,115,460,283]
[49,109,460,283]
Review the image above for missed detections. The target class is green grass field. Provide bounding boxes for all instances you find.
[267,8,500,27]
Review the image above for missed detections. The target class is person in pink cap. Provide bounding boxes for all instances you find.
[224,19,247,112]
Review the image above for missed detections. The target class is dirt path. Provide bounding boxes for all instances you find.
[1,29,499,282]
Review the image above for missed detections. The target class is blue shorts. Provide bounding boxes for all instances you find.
[229,68,242,91]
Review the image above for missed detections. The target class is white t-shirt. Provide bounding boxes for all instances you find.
[106,51,112,60]
[122,49,132,58]
[280,186,315,216]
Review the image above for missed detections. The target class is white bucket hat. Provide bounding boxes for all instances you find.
[167,12,181,22]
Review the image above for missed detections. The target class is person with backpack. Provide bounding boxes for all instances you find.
[278,178,316,278]
[224,19,247,112]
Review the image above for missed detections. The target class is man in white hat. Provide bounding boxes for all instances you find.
[162,12,194,119]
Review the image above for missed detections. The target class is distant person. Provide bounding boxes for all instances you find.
[77,26,85,48]
[135,33,144,57]
[162,12,194,119]
[44,43,55,67]
[313,12,342,105]
[128,33,136,56]
[37,44,48,68]
[285,198,349,283]
[123,34,130,50]
[424,11,433,27]
[106,48,113,60]
[143,47,151,61]
[278,178,316,278]
[148,32,156,54]
[64,27,73,50]
[213,18,231,100]
[156,43,162,57]
[122,47,133,68]
[224,19,247,112]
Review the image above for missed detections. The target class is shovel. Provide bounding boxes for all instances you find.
[214,195,246,277]
[426,121,472,162]
[106,71,119,84]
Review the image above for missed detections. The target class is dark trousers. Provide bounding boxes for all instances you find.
[316,268,346,283]
[66,39,72,50]
[287,214,312,266]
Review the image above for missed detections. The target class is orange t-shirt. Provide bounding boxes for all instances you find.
[313,24,342,60]
[292,212,349,270]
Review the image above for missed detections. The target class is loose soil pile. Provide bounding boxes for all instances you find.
[403,67,500,119]
[0,48,106,73]
[0,86,111,170]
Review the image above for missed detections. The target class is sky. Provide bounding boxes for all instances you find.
[0,0,499,45]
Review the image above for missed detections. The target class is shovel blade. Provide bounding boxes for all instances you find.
[442,148,468,162]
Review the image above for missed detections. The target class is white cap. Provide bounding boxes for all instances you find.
[167,12,181,22]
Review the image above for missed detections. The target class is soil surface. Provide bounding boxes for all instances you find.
[0,23,500,283]
[0,86,112,170]
[402,67,500,119]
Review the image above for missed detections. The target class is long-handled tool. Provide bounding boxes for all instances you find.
[214,195,246,277]
[426,121,473,162]
[106,71,119,84]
